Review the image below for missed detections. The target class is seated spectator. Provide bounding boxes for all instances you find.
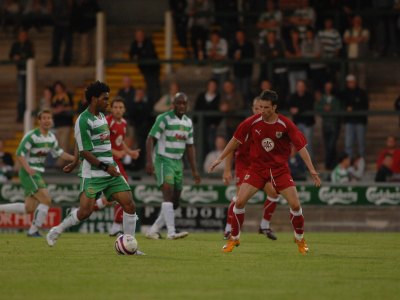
[256,0,282,43]
[348,155,365,181]
[0,139,14,182]
[375,154,393,182]
[331,152,351,183]
[206,30,229,92]
[203,136,227,173]
[376,135,400,173]
[38,85,53,111]
[154,81,179,114]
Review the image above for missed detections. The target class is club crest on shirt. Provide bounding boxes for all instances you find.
[275,131,283,138]
[261,138,274,152]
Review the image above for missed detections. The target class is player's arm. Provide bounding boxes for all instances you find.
[59,151,75,162]
[223,152,234,185]
[63,143,80,173]
[80,150,120,177]
[208,137,241,173]
[15,133,36,175]
[145,136,157,175]
[111,148,126,159]
[16,155,36,176]
[122,141,140,160]
[186,144,201,184]
[297,147,321,187]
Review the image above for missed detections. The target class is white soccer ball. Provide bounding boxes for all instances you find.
[115,234,138,255]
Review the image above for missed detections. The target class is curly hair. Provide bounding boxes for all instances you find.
[85,81,110,103]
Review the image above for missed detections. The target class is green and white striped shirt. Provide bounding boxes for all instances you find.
[149,110,194,160]
[75,108,116,178]
[16,128,63,173]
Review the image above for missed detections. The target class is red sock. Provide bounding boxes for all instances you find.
[226,200,235,226]
[263,197,277,221]
[114,204,123,223]
[231,205,245,237]
[290,208,304,236]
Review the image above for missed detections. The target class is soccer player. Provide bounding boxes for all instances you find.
[223,97,279,241]
[0,110,74,237]
[46,81,140,250]
[209,90,321,254]
[145,92,201,240]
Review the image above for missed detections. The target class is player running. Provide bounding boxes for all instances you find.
[145,92,201,240]
[209,89,321,254]
[223,97,279,241]
[0,110,74,237]
[46,81,142,253]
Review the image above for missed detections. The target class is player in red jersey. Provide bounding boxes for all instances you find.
[105,97,140,236]
[210,90,321,254]
[223,97,279,240]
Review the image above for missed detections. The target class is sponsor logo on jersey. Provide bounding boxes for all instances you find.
[244,174,250,180]
[175,134,187,141]
[261,138,275,152]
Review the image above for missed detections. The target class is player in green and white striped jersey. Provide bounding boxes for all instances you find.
[0,110,74,237]
[47,81,141,252]
[145,92,201,240]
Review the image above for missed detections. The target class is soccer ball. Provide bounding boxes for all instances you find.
[115,234,138,255]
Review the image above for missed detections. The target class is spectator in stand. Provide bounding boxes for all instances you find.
[228,30,255,103]
[154,81,180,114]
[126,88,152,170]
[288,80,315,157]
[38,85,53,111]
[256,0,282,43]
[50,80,73,163]
[316,81,341,170]
[0,139,14,182]
[206,30,229,92]
[195,79,221,154]
[348,155,365,181]
[203,135,227,173]
[188,0,212,60]
[1,0,22,33]
[258,79,272,95]
[285,28,307,94]
[395,94,400,126]
[375,154,393,182]
[72,0,100,67]
[343,15,370,88]
[22,0,52,31]
[376,135,400,174]
[46,0,74,67]
[288,145,306,181]
[117,76,135,105]
[169,0,189,54]
[260,31,288,107]
[287,0,316,40]
[213,0,238,41]
[341,74,369,159]
[217,80,244,140]
[331,152,351,183]
[129,29,161,106]
[9,29,34,122]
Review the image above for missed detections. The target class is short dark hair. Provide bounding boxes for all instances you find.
[85,81,110,103]
[259,89,278,106]
[111,96,125,107]
[37,109,52,120]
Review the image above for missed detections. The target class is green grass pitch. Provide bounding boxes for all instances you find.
[1,232,399,300]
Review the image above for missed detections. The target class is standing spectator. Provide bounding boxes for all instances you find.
[287,0,316,40]
[22,0,52,31]
[376,135,400,174]
[50,80,73,162]
[72,0,100,67]
[316,81,341,170]
[203,135,227,173]
[213,0,238,41]
[229,30,255,102]
[188,0,212,60]
[260,31,288,107]
[341,74,369,158]
[169,0,189,54]
[256,0,282,43]
[1,0,22,33]
[46,0,74,67]
[343,15,370,88]
[154,81,180,114]
[285,29,307,94]
[195,79,221,154]
[206,30,229,92]
[9,30,34,122]
[375,154,393,182]
[331,152,351,183]
[288,80,315,157]
[129,29,161,106]
[38,85,53,111]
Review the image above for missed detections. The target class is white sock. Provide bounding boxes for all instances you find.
[0,203,26,214]
[294,232,304,241]
[123,211,138,237]
[57,209,79,233]
[95,198,106,209]
[162,202,175,236]
[110,222,122,234]
[149,210,165,234]
[225,223,232,232]
[28,204,49,234]
[260,219,270,230]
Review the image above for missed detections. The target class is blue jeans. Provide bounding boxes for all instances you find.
[345,123,366,158]
[297,123,314,158]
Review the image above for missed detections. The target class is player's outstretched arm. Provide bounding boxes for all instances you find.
[208,137,240,173]
[63,143,80,173]
[298,147,321,187]
[122,141,140,160]
[186,144,201,184]
[223,152,234,185]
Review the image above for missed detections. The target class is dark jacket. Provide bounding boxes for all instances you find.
[228,40,255,78]
[129,38,160,74]
[9,40,34,72]
[288,92,315,126]
[341,87,369,124]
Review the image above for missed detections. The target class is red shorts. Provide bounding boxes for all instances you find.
[115,159,128,181]
[242,166,295,192]
[235,166,247,187]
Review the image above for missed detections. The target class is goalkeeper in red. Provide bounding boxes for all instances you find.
[209,89,321,254]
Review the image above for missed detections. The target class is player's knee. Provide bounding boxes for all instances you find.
[290,203,301,212]
[122,200,135,214]
[235,199,246,209]
[25,204,34,214]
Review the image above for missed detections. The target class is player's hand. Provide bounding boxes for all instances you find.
[106,165,120,177]
[310,172,321,187]
[192,171,201,184]
[145,162,154,175]
[129,149,140,160]
[26,167,36,176]
[208,159,222,173]
[114,150,125,159]
[63,161,78,173]
[222,170,232,185]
